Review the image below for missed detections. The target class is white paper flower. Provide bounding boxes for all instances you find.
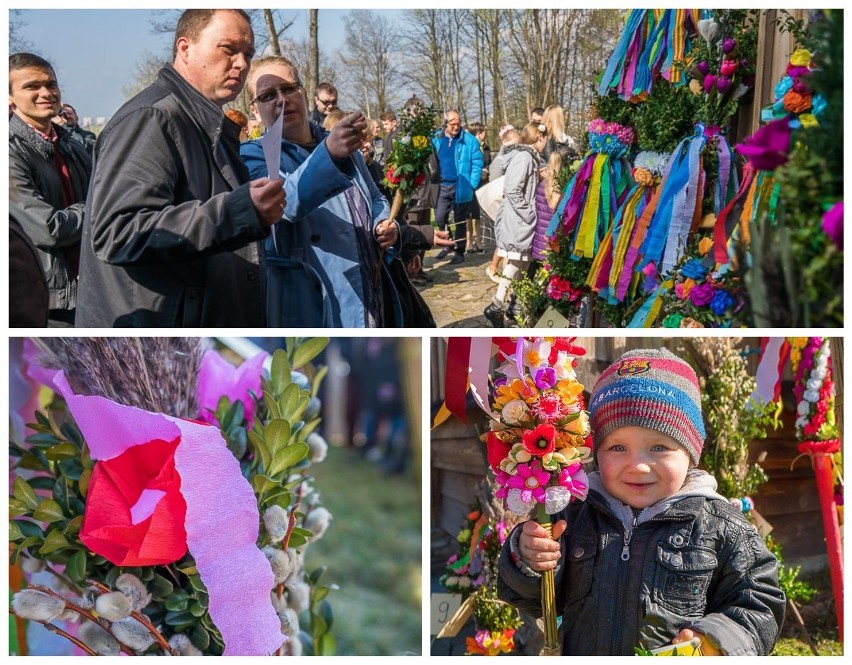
[502,399,528,424]
[545,486,572,514]
[697,18,719,48]
[506,488,536,516]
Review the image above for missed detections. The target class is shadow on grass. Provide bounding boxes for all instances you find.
[306,444,422,655]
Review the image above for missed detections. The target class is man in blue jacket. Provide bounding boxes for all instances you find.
[432,109,483,265]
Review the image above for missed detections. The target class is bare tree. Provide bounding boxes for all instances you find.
[338,9,400,117]
[10,10,32,52]
[121,50,170,100]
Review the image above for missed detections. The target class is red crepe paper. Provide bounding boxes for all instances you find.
[80,437,188,566]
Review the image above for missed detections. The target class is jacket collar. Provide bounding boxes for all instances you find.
[587,469,725,530]
[10,114,69,158]
[156,64,226,146]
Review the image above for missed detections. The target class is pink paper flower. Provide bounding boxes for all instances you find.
[558,462,589,500]
[197,349,268,427]
[736,117,792,171]
[689,282,717,307]
[720,59,738,77]
[506,461,551,504]
[822,201,843,250]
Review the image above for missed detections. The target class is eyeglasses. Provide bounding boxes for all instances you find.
[316,97,337,108]
[252,81,303,105]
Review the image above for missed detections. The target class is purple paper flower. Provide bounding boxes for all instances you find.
[695,60,709,76]
[703,74,718,93]
[736,117,792,171]
[534,367,557,390]
[716,77,731,94]
[689,283,717,307]
[722,38,737,54]
[709,289,736,315]
[822,201,843,250]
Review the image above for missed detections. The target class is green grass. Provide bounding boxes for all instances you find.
[305,445,422,655]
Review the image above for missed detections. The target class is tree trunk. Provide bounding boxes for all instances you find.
[309,9,319,94]
[263,9,281,56]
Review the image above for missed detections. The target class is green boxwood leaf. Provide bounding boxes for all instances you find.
[260,487,293,509]
[316,598,334,631]
[13,477,39,511]
[64,515,84,535]
[247,430,271,472]
[317,630,336,656]
[311,365,328,397]
[222,399,245,433]
[58,458,84,481]
[287,531,308,549]
[164,609,195,628]
[66,549,88,582]
[33,499,65,523]
[149,573,174,599]
[25,432,62,448]
[189,600,205,617]
[12,536,41,564]
[214,395,231,427]
[60,421,84,449]
[45,442,79,461]
[292,338,328,369]
[307,566,327,585]
[9,498,30,517]
[265,419,291,456]
[262,392,281,420]
[39,528,69,555]
[252,474,279,495]
[278,384,301,421]
[9,520,24,542]
[270,349,291,396]
[269,442,309,476]
[190,624,210,651]
[165,595,189,612]
[16,520,45,539]
[188,574,207,593]
[226,428,247,460]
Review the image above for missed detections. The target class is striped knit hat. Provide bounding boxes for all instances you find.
[589,348,705,466]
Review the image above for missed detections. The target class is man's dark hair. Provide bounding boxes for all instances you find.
[62,103,76,114]
[172,9,252,59]
[468,121,485,134]
[314,82,337,98]
[9,53,55,93]
[531,106,545,117]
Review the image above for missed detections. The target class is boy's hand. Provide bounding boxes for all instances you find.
[518,519,567,572]
[672,628,721,656]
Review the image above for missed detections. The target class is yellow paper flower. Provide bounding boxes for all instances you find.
[689,79,703,96]
[482,630,514,655]
[494,378,537,407]
[412,135,428,149]
[697,236,714,256]
[789,48,812,67]
[799,113,819,128]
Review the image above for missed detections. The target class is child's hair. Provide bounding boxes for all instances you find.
[542,104,566,141]
[322,109,346,131]
[589,348,705,466]
[520,121,545,146]
[544,151,563,210]
[500,128,521,145]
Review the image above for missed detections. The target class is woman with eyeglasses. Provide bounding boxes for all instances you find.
[239,56,402,328]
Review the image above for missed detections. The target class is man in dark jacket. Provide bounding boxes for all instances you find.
[76,9,285,327]
[56,103,97,156]
[9,52,91,326]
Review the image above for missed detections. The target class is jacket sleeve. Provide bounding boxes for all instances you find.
[468,139,484,190]
[502,154,537,226]
[278,140,356,221]
[88,108,266,266]
[8,155,84,251]
[689,516,786,655]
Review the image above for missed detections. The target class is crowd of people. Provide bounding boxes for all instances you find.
[9,8,578,329]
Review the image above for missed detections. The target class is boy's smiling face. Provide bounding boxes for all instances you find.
[597,426,692,509]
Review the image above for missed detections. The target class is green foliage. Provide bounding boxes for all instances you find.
[384,105,441,198]
[632,79,701,153]
[675,339,775,498]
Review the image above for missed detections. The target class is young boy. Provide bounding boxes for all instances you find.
[497,348,786,655]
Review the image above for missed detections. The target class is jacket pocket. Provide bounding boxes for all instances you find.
[266,254,328,327]
[563,534,598,606]
[653,545,717,615]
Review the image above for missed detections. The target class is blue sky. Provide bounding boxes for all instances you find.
[13,9,403,120]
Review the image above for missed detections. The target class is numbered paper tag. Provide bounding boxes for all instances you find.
[535,306,570,329]
[431,593,464,636]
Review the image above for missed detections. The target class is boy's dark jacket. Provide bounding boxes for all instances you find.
[498,470,785,655]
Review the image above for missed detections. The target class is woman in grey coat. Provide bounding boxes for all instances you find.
[483,122,546,327]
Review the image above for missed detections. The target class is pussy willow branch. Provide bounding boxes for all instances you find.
[86,579,179,656]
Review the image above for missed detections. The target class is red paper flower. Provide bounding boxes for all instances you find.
[80,437,188,566]
[486,432,512,472]
[521,423,557,457]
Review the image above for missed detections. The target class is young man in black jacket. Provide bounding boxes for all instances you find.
[9,52,91,326]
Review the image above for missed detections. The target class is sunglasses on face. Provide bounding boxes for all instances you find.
[316,97,337,108]
[253,81,303,105]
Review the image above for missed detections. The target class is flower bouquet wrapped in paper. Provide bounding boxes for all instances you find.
[9,338,335,657]
[481,337,594,655]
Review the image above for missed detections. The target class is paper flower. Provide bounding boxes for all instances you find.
[822,201,843,249]
[736,117,791,171]
[81,437,188,566]
[521,424,557,457]
[197,349,268,426]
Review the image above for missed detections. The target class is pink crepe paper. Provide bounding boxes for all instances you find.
[196,349,269,427]
[28,364,284,656]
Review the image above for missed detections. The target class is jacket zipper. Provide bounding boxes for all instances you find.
[621,516,638,561]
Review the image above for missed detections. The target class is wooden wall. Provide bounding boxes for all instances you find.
[431,337,836,570]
